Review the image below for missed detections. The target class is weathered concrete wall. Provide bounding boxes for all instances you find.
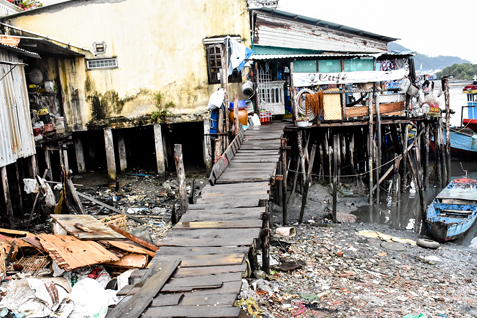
[6,0,251,130]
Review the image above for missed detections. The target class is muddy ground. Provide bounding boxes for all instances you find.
[30,171,477,318]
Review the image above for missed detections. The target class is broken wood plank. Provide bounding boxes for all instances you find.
[153,246,249,257]
[143,305,240,318]
[101,240,155,257]
[108,224,158,252]
[50,215,125,240]
[150,293,184,307]
[76,192,146,224]
[107,260,180,318]
[153,253,245,267]
[173,220,262,229]
[105,253,148,268]
[177,292,238,307]
[38,234,119,271]
[132,264,247,281]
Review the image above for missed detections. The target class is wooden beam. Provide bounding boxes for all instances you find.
[299,143,317,224]
[174,144,188,218]
[1,167,15,229]
[108,224,158,252]
[103,127,116,181]
[74,135,85,173]
[44,149,53,180]
[153,124,165,179]
[118,132,127,172]
[203,119,213,173]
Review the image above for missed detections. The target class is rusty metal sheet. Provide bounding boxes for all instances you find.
[51,214,125,240]
[0,49,35,168]
[38,234,119,271]
[254,12,388,53]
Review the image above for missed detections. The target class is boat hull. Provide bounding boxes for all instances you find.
[426,178,477,241]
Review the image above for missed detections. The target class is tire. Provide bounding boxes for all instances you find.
[417,238,440,249]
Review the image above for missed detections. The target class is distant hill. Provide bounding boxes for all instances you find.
[388,42,470,71]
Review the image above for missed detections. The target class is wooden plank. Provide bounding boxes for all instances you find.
[50,214,124,240]
[188,200,263,209]
[165,228,259,239]
[173,220,262,229]
[150,293,183,307]
[105,253,148,268]
[153,253,245,267]
[174,265,247,277]
[156,246,250,257]
[101,240,156,257]
[130,264,247,281]
[194,196,264,207]
[156,236,257,247]
[38,234,119,271]
[177,293,237,306]
[144,305,240,318]
[106,260,180,318]
[108,224,158,252]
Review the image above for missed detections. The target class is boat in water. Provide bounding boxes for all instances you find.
[462,81,477,132]
[426,178,477,241]
[429,127,477,154]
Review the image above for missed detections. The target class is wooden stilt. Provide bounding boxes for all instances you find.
[203,119,213,173]
[260,199,270,274]
[401,123,408,192]
[214,139,222,162]
[233,94,239,137]
[62,148,69,172]
[44,149,53,180]
[287,152,300,209]
[332,135,338,223]
[375,101,381,203]
[154,124,166,179]
[174,144,188,219]
[12,163,23,218]
[118,132,127,172]
[299,143,317,224]
[297,130,306,184]
[434,123,442,187]
[281,138,288,225]
[74,134,86,173]
[220,46,230,146]
[29,155,38,177]
[438,117,447,186]
[442,77,451,183]
[1,167,15,229]
[103,127,116,181]
[423,122,430,190]
[368,102,374,204]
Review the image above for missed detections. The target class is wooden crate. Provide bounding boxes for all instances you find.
[100,214,127,231]
[345,101,404,118]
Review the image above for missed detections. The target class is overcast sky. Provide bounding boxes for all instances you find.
[39,0,474,63]
[278,0,476,63]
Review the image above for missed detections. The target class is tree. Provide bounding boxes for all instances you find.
[436,63,477,80]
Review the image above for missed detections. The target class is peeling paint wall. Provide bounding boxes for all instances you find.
[6,0,251,130]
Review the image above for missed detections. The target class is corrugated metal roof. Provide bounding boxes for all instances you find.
[0,48,35,168]
[0,42,40,59]
[252,8,399,42]
[252,52,413,60]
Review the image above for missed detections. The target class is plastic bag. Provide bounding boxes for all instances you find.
[68,278,109,318]
[402,314,427,318]
[23,178,38,194]
[207,88,225,110]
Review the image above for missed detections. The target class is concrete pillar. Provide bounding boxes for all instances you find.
[62,149,69,172]
[103,127,117,181]
[118,132,127,172]
[203,119,212,173]
[44,149,53,180]
[74,135,86,173]
[154,124,165,179]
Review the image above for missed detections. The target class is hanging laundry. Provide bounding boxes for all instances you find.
[226,37,253,76]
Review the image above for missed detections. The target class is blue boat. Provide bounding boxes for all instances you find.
[426,178,477,241]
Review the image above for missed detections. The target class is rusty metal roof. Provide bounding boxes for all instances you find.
[252,52,413,60]
[252,8,399,42]
[0,42,39,59]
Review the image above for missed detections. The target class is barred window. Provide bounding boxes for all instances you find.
[86,58,118,70]
[206,44,241,84]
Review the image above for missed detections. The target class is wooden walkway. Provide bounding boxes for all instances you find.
[111,122,286,318]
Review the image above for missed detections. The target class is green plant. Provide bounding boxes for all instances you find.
[19,0,43,9]
[151,92,174,122]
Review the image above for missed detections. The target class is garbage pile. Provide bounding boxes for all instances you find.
[0,214,159,318]
[237,222,477,318]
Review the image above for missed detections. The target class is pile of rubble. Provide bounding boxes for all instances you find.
[239,222,477,318]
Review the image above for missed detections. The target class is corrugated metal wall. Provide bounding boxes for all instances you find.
[0,49,35,168]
